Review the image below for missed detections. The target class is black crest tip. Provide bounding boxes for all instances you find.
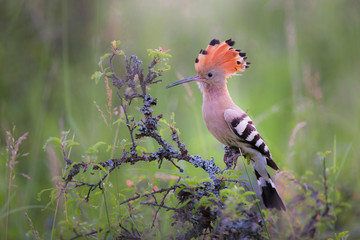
[225,38,235,46]
[209,39,220,46]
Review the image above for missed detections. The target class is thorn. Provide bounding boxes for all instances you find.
[239,52,246,57]
[202,50,208,55]
[195,58,199,63]
[236,61,241,65]
[246,62,251,65]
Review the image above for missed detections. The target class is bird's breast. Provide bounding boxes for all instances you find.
[202,101,236,146]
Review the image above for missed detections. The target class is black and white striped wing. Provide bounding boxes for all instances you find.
[224,109,279,171]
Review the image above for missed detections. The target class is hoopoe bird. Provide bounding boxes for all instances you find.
[167,39,286,210]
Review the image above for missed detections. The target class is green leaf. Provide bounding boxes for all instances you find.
[136,145,147,153]
[65,139,80,150]
[37,188,54,201]
[199,178,212,184]
[111,40,121,48]
[220,189,235,198]
[92,141,107,149]
[336,231,349,240]
[91,71,103,84]
[113,118,123,125]
[159,118,169,126]
[199,196,212,207]
[96,164,109,175]
[242,191,256,197]
[106,144,112,152]
[86,141,107,155]
[177,198,192,208]
[98,53,112,66]
[43,137,62,150]
[115,50,124,56]
[101,53,112,60]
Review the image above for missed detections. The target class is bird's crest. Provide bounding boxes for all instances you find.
[195,39,250,77]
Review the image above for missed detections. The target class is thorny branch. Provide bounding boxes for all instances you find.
[62,48,221,196]
[118,184,181,206]
[70,228,103,240]
[57,44,281,239]
[119,96,137,155]
[58,45,237,238]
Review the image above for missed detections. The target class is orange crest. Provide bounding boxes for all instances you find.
[195,39,250,77]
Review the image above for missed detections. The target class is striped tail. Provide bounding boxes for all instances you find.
[255,170,286,211]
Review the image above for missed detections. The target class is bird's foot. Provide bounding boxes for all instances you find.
[223,146,241,170]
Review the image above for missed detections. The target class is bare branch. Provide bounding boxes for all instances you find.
[119,184,181,206]
[140,202,178,211]
[59,44,269,239]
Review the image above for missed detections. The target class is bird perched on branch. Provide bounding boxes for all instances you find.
[167,39,286,210]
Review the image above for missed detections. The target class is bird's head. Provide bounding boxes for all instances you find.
[167,38,250,90]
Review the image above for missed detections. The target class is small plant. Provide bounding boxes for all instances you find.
[267,151,349,239]
[2,126,29,240]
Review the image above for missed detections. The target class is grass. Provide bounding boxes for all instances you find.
[0,0,359,238]
[242,156,271,240]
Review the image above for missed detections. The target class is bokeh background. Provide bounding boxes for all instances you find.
[1,0,359,238]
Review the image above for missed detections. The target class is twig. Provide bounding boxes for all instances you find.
[167,158,184,173]
[119,96,137,154]
[119,193,141,205]
[150,186,173,228]
[70,228,103,240]
[119,184,181,205]
[140,202,178,211]
[322,154,330,216]
[118,224,143,240]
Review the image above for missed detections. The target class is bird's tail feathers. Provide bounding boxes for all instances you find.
[255,170,286,211]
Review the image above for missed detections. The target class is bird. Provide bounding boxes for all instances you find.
[166,38,286,211]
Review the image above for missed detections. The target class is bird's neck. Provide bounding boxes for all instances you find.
[202,82,234,109]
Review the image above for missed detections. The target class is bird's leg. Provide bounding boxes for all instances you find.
[223,146,242,169]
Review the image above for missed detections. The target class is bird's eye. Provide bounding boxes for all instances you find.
[207,72,213,78]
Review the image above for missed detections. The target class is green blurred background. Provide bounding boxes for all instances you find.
[1,0,359,238]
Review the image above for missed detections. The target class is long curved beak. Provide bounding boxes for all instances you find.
[166,75,203,88]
